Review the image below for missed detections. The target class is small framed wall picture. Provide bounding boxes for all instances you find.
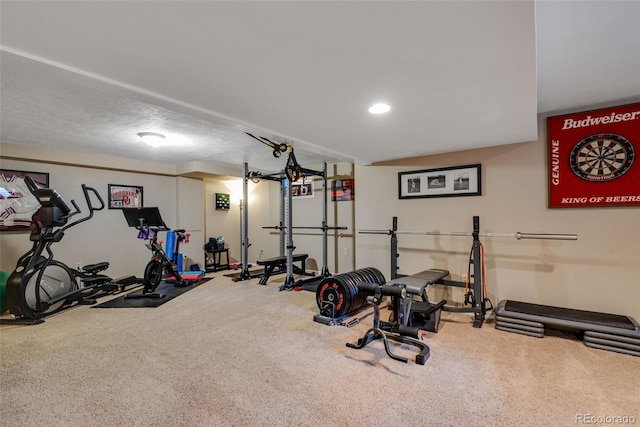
[216,193,230,210]
[331,179,354,202]
[0,169,50,231]
[108,184,143,209]
[292,177,314,198]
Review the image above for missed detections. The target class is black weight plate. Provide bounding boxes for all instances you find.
[350,271,368,286]
[358,267,376,282]
[316,276,351,317]
[341,273,360,314]
[343,271,369,313]
[367,267,386,284]
[355,268,373,282]
[351,270,369,284]
[371,267,387,285]
[340,272,364,315]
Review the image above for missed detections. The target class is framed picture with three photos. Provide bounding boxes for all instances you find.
[398,164,481,199]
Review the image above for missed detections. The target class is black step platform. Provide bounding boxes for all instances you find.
[495,300,640,357]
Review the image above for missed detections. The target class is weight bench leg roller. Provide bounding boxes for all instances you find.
[346,282,431,365]
[347,327,430,365]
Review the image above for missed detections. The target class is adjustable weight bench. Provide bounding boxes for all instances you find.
[346,270,449,365]
[495,300,640,357]
[256,254,309,286]
[347,282,432,364]
[387,269,450,332]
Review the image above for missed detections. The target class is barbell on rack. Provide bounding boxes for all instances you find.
[359,229,577,240]
[264,225,348,231]
[268,231,352,238]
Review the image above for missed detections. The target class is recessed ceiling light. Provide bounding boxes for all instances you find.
[137,132,166,147]
[368,103,391,114]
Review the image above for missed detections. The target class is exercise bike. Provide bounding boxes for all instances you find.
[122,207,194,299]
[1,177,138,325]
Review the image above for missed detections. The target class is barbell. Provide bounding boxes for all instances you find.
[263,225,348,231]
[358,229,577,240]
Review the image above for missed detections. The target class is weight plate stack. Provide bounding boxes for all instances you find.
[316,267,386,318]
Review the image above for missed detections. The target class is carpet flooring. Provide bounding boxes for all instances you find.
[1,273,638,426]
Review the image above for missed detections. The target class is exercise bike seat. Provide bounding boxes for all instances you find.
[386,269,450,296]
[83,262,110,274]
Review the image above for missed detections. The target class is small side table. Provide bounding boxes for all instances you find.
[204,247,230,272]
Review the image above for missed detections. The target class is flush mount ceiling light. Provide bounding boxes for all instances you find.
[368,103,391,114]
[137,132,166,147]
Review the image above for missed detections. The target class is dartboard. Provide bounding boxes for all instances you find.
[569,133,635,182]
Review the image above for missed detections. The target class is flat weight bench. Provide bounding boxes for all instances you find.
[495,300,640,357]
[256,254,309,286]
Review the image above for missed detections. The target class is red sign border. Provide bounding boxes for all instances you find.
[547,102,640,209]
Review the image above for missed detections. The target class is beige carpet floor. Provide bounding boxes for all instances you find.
[1,274,638,427]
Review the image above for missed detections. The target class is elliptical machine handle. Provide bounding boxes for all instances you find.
[59,185,103,231]
[68,199,81,217]
[81,184,105,212]
[23,175,39,192]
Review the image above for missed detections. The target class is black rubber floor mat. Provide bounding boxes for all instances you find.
[293,276,324,293]
[92,278,211,308]
[223,269,264,279]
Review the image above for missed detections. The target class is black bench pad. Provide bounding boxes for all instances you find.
[256,254,309,285]
[257,254,308,265]
[386,269,450,295]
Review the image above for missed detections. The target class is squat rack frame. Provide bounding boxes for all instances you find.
[238,136,344,289]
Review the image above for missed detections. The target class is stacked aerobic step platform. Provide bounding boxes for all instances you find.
[495,300,640,357]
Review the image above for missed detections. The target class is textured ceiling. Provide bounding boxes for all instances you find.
[1,1,638,175]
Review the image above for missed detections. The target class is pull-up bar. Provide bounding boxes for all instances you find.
[359,229,578,240]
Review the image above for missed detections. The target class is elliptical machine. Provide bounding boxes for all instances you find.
[1,177,137,325]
